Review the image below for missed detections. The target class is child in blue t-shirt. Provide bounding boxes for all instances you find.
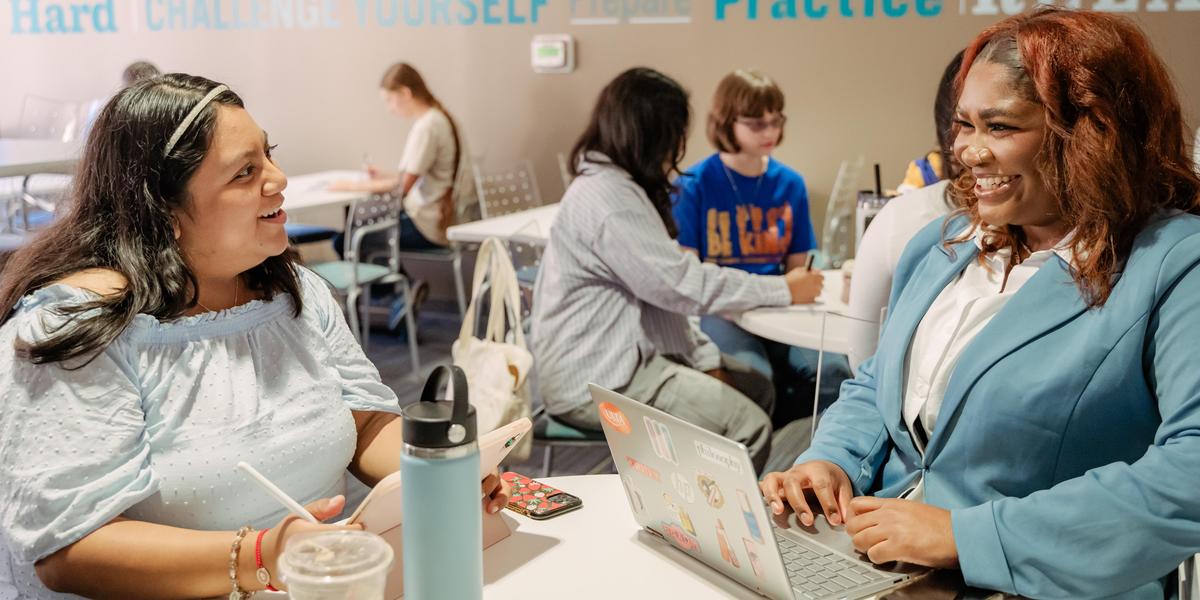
[673,69,847,426]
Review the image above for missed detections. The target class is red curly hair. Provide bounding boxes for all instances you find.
[948,7,1200,307]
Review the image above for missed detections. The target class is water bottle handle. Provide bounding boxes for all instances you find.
[419,365,471,428]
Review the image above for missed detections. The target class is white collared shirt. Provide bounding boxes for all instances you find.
[901,229,1073,501]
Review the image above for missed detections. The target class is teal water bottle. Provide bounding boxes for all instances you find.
[400,366,482,600]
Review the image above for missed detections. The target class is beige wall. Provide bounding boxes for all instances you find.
[3,1,1198,247]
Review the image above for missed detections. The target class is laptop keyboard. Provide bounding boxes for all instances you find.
[774,529,892,599]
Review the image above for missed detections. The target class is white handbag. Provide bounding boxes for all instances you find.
[452,237,534,461]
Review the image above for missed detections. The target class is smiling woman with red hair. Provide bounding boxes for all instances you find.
[762,8,1200,598]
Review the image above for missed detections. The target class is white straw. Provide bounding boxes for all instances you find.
[237,461,321,524]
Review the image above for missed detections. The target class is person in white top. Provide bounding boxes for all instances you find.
[845,51,963,372]
[332,62,476,246]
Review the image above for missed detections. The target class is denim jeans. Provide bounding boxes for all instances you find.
[331,210,440,261]
[699,315,850,428]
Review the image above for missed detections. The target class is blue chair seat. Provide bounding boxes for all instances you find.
[534,412,606,441]
[310,261,391,290]
[286,223,339,245]
[515,265,539,286]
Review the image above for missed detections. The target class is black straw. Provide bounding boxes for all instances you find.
[873,163,883,198]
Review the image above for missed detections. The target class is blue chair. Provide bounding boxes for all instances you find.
[310,193,419,373]
[531,405,608,477]
[285,223,339,245]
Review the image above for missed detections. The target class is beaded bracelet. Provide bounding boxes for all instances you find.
[228,526,253,600]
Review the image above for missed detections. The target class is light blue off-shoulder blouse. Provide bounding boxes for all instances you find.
[0,266,401,599]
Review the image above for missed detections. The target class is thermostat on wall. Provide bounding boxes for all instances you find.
[531,34,574,74]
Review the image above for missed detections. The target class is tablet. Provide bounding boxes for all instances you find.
[266,418,531,598]
[344,416,532,527]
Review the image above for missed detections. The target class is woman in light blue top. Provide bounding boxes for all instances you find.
[0,74,508,599]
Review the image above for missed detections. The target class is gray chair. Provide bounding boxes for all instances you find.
[310,193,420,373]
[474,159,543,220]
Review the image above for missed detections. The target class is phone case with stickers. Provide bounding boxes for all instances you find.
[502,472,584,520]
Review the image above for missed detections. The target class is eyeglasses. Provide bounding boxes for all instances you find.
[734,115,787,133]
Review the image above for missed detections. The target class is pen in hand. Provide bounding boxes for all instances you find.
[804,254,815,272]
[237,461,321,524]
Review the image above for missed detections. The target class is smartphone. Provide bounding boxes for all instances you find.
[502,471,583,520]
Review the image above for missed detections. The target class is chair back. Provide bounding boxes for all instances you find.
[343,192,401,270]
[820,156,864,269]
[506,223,548,322]
[474,159,542,220]
[17,95,81,142]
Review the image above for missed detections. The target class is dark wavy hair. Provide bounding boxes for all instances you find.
[948,7,1200,307]
[569,67,691,237]
[0,73,302,366]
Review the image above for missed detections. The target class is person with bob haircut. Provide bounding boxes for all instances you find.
[672,68,838,426]
[761,8,1200,598]
[0,74,507,599]
[532,67,821,472]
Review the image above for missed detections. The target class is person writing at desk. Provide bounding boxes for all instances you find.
[672,69,838,426]
[761,9,1200,598]
[0,74,507,599]
[532,68,821,472]
[330,62,477,320]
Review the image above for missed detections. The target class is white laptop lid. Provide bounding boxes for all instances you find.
[590,384,798,600]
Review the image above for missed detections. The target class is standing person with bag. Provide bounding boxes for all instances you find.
[330,62,478,327]
[452,237,534,461]
[532,68,822,472]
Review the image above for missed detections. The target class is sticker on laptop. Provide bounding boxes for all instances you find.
[694,440,744,474]
[626,456,661,481]
[671,472,695,504]
[716,519,741,568]
[643,416,678,464]
[737,489,764,543]
[662,493,696,535]
[662,522,701,553]
[598,401,632,434]
[622,474,646,514]
[696,472,724,508]
[743,539,765,578]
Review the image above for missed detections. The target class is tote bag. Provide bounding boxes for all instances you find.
[451,237,534,461]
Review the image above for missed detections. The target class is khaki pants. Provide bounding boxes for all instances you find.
[559,353,774,472]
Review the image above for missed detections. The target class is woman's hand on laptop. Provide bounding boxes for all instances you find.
[759,460,853,527]
[482,471,511,514]
[844,497,958,569]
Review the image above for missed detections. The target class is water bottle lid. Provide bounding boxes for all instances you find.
[402,366,478,448]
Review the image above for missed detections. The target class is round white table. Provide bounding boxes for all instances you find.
[734,270,863,355]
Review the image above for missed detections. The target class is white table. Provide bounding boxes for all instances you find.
[734,270,856,355]
[0,139,79,178]
[283,170,372,212]
[484,475,993,599]
[0,140,81,232]
[446,203,559,244]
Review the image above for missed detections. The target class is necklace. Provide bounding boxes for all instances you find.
[196,278,239,313]
[721,159,765,204]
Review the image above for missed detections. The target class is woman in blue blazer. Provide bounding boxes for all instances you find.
[761,8,1200,599]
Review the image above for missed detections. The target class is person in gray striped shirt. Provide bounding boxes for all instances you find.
[531,68,819,471]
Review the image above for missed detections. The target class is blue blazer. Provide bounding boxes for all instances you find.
[797,213,1200,599]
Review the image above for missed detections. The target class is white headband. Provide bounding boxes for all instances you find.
[163,84,228,157]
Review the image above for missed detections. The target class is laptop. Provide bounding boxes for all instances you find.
[589,384,923,600]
